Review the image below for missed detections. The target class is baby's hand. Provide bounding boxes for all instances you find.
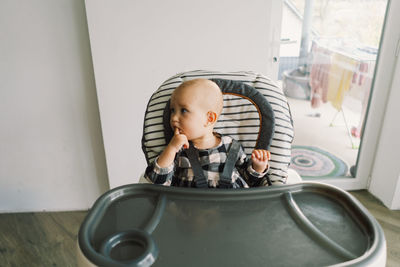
[156,128,188,168]
[251,149,270,173]
[169,128,189,152]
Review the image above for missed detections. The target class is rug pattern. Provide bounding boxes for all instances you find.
[290,146,348,178]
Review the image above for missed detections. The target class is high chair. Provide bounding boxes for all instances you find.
[77,71,385,267]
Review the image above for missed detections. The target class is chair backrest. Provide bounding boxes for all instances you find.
[142,70,294,184]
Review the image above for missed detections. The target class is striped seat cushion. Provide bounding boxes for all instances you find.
[142,70,294,184]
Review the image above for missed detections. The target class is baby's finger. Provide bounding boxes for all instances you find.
[174,127,180,136]
[257,150,263,161]
[258,150,264,160]
[262,150,268,161]
[253,150,260,160]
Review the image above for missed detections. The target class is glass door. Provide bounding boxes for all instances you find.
[278,0,390,189]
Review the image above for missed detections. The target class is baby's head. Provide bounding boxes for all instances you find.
[173,79,223,114]
[170,79,223,140]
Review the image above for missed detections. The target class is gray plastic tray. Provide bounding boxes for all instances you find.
[78,182,386,266]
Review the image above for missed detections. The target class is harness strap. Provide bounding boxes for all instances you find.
[186,142,208,188]
[219,140,241,188]
[186,139,241,189]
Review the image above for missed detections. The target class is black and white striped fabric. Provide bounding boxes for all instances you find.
[141,70,294,184]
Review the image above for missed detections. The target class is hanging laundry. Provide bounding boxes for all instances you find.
[309,44,331,108]
[326,53,358,111]
[309,39,377,120]
[350,61,376,138]
[358,62,369,85]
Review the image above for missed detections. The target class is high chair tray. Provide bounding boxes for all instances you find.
[77,182,386,267]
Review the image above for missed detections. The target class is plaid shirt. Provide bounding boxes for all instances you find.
[145,135,267,188]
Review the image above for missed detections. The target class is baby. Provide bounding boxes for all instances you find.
[145,78,270,188]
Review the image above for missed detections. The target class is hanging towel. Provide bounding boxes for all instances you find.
[352,61,369,87]
[309,45,331,108]
[326,53,358,111]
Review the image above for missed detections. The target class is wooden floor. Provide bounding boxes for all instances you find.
[0,211,87,267]
[349,190,400,267]
[0,190,398,266]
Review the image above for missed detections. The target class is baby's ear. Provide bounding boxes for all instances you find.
[207,111,218,124]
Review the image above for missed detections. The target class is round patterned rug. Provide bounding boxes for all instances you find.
[290,146,348,178]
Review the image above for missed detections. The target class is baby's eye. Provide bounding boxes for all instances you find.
[181,108,188,114]
[170,108,175,113]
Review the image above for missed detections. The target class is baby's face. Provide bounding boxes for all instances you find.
[170,85,209,141]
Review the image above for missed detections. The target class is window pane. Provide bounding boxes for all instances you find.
[279,0,388,179]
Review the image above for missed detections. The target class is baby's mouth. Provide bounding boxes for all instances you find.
[173,126,183,134]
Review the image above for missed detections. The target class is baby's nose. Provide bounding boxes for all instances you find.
[170,113,178,122]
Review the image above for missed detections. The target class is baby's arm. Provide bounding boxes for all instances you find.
[251,149,270,173]
[157,128,189,167]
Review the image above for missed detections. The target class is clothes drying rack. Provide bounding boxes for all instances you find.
[312,39,376,150]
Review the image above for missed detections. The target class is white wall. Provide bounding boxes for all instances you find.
[85,0,282,188]
[0,0,109,212]
[369,45,400,210]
